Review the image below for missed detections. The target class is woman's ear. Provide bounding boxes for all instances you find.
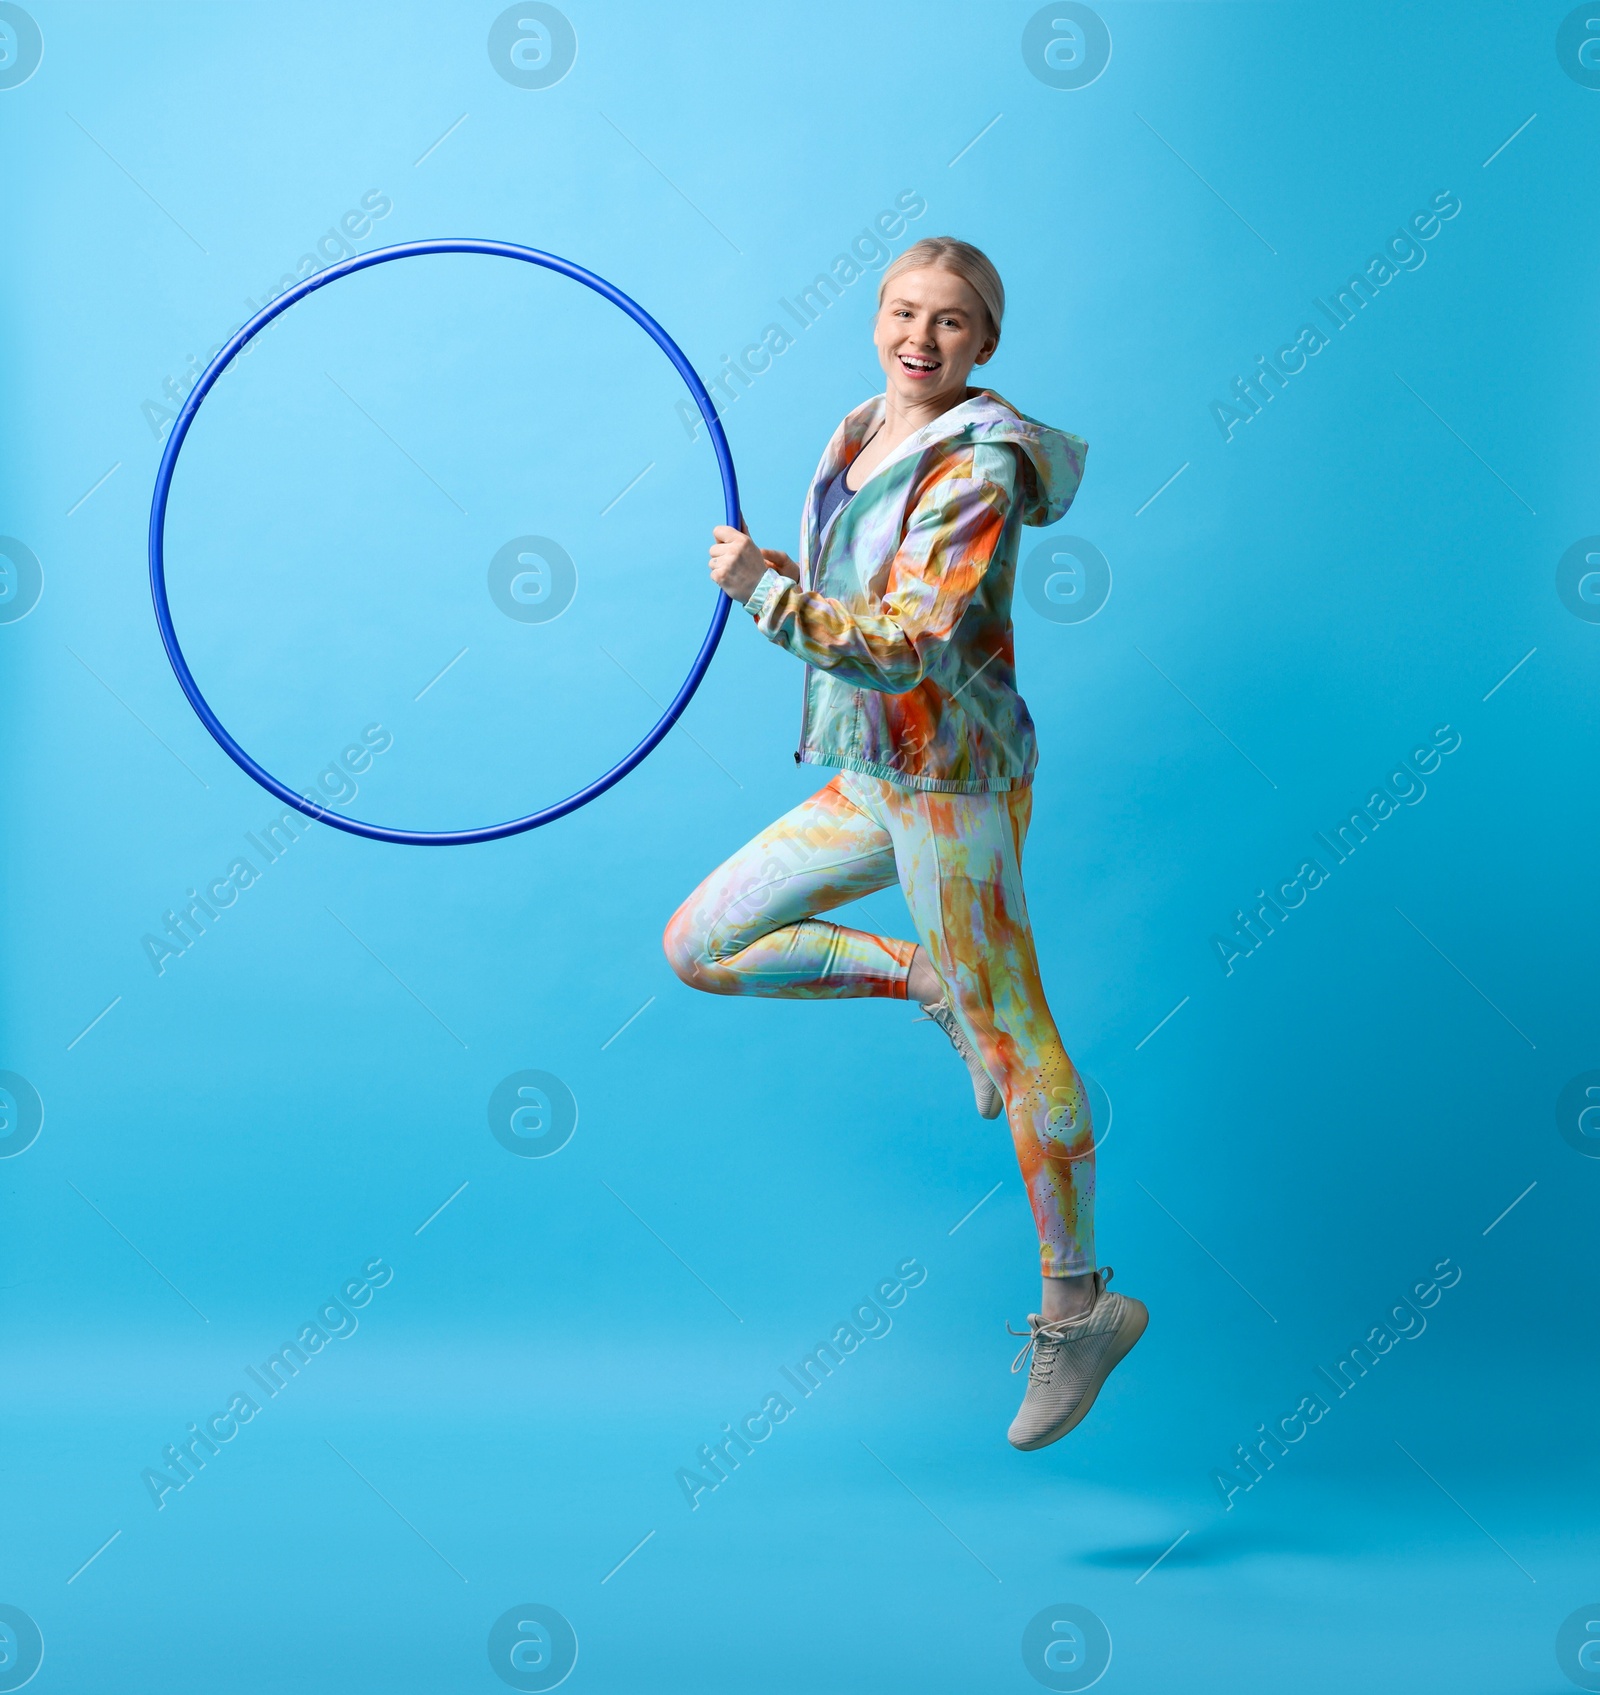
[974,334,999,366]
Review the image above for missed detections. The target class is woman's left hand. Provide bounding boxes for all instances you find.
[708,526,771,604]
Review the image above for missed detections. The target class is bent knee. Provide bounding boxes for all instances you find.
[662,904,707,989]
[663,904,739,993]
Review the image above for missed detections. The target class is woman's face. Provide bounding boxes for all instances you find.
[873,265,998,407]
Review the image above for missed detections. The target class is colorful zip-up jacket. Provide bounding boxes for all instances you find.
[743,388,1087,792]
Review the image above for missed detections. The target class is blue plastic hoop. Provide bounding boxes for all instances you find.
[148,238,739,846]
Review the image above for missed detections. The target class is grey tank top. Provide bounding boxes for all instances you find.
[817,457,858,537]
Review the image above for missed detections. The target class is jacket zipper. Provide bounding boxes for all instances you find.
[790,397,1008,767]
[796,481,856,763]
[794,674,810,764]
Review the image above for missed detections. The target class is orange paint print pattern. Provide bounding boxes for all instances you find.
[664,769,1094,1276]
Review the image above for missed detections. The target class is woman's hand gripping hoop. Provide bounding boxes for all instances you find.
[147,238,742,846]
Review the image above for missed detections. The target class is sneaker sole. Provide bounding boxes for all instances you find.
[1009,1298,1149,1451]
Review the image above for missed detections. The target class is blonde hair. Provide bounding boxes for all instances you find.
[877,237,1005,343]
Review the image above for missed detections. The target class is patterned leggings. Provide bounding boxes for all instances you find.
[662,769,1094,1277]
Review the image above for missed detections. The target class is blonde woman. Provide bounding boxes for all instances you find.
[663,238,1145,1450]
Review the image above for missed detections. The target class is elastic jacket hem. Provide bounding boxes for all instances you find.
[796,751,1027,794]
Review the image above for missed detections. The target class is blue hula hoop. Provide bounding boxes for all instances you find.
[148,238,739,847]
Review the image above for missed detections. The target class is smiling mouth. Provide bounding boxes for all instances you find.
[897,354,940,375]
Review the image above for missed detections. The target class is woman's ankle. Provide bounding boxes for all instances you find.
[1040,1270,1096,1320]
[906,945,942,1005]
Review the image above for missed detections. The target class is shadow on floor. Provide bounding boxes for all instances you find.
[1078,1522,1280,1572]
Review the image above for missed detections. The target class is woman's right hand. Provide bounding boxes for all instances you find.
[761,549,801,583]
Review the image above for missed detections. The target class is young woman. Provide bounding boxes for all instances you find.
[663,238,1146,1451]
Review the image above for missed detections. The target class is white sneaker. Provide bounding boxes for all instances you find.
[1006,1268,1148,1450]
[918,997,1003,1119]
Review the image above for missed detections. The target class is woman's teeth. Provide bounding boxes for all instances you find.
[899,355,939,372]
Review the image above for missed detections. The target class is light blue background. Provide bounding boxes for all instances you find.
[3,3,1598,1690]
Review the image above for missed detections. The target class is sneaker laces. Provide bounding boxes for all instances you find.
[1006,1269,1113,1376]
[916,997,977,1058]
[910,996,947,1027]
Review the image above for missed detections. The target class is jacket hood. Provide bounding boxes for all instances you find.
[839,388,1087,527]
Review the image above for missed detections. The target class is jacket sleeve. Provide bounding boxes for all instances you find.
[744,463,1012,694]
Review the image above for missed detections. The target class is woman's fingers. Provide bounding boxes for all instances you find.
[760,548,800,581]
[706,528,769,604]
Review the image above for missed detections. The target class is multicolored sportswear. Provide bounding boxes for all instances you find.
[663,769,1096,1278]
[743,387,1087,794]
